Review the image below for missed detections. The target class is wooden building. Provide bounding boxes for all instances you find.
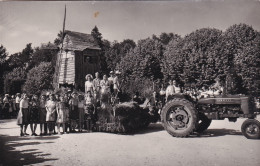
[53,30,101,91]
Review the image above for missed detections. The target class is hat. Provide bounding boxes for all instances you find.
[110,71,114,74]
[85,74,93,80]
[115,70,121,75]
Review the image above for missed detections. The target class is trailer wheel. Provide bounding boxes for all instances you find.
[161,98,197,137]
[195,112,212,133]
[241,119,260,139]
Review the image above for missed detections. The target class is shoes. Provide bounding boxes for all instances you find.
[24,133,29,136]
[20,133,24,136]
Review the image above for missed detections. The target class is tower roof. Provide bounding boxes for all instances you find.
[62,30,101,51]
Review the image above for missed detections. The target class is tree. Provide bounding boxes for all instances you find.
[54,31,64,46]
[0,45,8,93]
[221,24,260,95]
[0,45,7,64]
[105,39,136,71]
[23,62,54,95]
[7,43,33,69]
[4,67,27,94]
[29,44,58,68]
[162,28,223,88]
[91,26,104,49]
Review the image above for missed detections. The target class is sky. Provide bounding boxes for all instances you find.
[0,0,260,55]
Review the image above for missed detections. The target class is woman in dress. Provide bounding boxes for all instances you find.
[78,94,85,132]
[17,94,30,136]
[69,92,79,132]
[39,95,47,136]
[56,96,67,134]
[85,74,94,94]
[84,91,94,132]
[29,95,40,136]
[100,75,111,105]
[46,94,57,135]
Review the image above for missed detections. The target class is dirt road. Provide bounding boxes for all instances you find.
[0,117,260,166]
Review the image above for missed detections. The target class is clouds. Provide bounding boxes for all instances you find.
[0,1,260,54]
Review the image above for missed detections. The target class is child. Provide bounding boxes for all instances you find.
[39,95,47,136]
[56,96,67,134]
[69,92,79,132]
[17,94,29,136]
[78,94,85,132]
[46,94,57,135]
[84,91,94,132]
[29,95,40,136]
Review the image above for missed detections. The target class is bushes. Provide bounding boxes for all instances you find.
[23,62,54,95]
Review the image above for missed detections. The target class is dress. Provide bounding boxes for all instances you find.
[46,100,56,122]
[56,102,67,124]
[39,99,47,123]
[85,81,94,94]
[78,100,85,124]
[18,99,29,125]
[28,100,40,124]
[69,98,79,120]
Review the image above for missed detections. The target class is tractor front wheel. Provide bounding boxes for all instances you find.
[241,119,260,139]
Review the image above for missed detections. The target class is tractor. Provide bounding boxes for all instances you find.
[160,92,260,139]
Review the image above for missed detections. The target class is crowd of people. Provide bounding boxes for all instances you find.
[3,72,256,137]
[0,71,122,137]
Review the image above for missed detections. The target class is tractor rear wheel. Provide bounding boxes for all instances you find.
[241,119,260,139]
[161,98,197,137]
[195,112,212,133]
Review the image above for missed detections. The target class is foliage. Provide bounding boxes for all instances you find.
[4,67,27,94]
[23,62,54,95]
[7,43,33,69]
[54,31,64,46]
[221,24,260,95]
[105,39,136,71]
[29,44,58,68]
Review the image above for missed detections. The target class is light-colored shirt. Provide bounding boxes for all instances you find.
[78,100,85,108]
[85,81,94,93]
[108,76,114,85]
[15,96,20,104]
[93,78,101,90]
[85,96,93,105]
[100,80,110,93]
[166,85,175,97]
[46,100,56,113]
[175,86,181,93]
[20,99,29,108]
[113,76,119,89]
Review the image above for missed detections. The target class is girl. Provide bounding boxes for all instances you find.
[69,92,79,132]
[46,94,57,135]
[3,94,10,119]
[78,94,85,132]
[17,94,29,136]
[56,96,67,134]
[84,91,94,132]
[29,95,40,136]
[39,95,47,136]
[85,74,94,94]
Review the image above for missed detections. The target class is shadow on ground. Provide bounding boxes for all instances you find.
[134,123,165,135]
[0,134,59,166]
[193,128,242,138]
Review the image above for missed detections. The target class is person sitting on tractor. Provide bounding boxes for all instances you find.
[165,80,175,101]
